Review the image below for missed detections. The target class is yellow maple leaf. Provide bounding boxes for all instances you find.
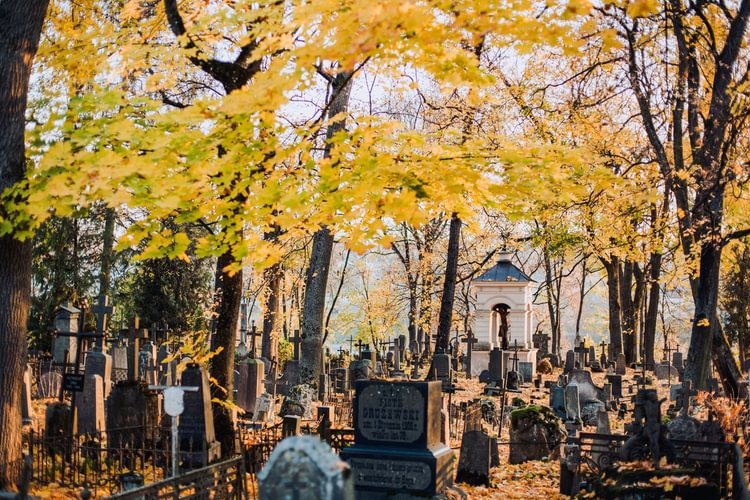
[627,0,658,17]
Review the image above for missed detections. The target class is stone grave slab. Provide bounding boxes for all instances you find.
[75,374,104,435]
[655,363,679,381]
[236,358,265,415]
[179,363,221,466]
[518,361,533,384]
[340,380,454,498]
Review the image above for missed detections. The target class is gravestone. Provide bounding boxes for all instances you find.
[75,374,104,435]
[111,342,128,383]
[564,385,580,423]
[655,362,679,381]
[107,380,160,449]
[588,346,596,368]
[45,402,72,445]
[455,430,491,486]
[334,367,349,393]
[518,362,533,384]
[139,341,158,384]
[564,350,575,374]
[615,353,626,375]
[36,370,62,399]
[672,352,684,375]
[21,364,33,425]
[567,370,606,404]
[156,344,176,385]
[258,436,354,500]
[236,358,265,415]
[591,410,611,468]
[550,386,566,419]
[52,303,80,366]
[179,363,221,466]
[253,392,274,422]
[84,350,112,399]
[431,352,452,391]
[340,380,454,498]
[488,347,503,383]
[349,359,371,383]
[606,374,623,399]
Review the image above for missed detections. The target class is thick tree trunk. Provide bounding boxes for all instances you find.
[0,0,49,488]
[643,252,662,371]
[603,257,623,358]
[299,72,353,386]
[435,213,461,353]
[211,252,242,456]
[299,226,334,385]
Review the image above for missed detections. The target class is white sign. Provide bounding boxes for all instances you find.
[164,387,185,417]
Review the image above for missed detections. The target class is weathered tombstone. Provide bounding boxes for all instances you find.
[591,410,611,468]
[334,367,350,393]
[75,374,105,435]
[179,363,221,466]
[107,380,160,449]
[236,358,265,415]
[348,359,371,383]
[280,384,315,419]
[564,385,580,423]
[580,400,606,427]
[655,362,679,381]
[45,402,72,452]
[672,351,684,375]
[36,370,62,399]
[84,350,112,399]
[606,374,623,399]
[258,436,354,500]
[518,362,533,385]
[431,352,452,391]
[564,350,575,374]
[615,353,626,375]
[111,341,128,383]
[509,405,565,464]
[52,303,80,366]
[156,344,176,385]
[21,364,33,425]
[588,346,596,367]
[455,430,491,486]
[253,393,274,422]
[488,347,503,383]
[550,386,566,419]
[340,380,454,498]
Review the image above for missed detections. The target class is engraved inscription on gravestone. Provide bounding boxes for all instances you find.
[358,384,424,443]
[346,458,432,490]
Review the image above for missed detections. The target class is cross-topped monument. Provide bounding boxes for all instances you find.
[289,330,302,361]
[91,294,115,351]
[248,321,262,358]
[461,330,478,378]
[127,316,149,381]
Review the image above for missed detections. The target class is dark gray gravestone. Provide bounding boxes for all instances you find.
[334,367,350,393]
[75,374,104,435]
[258,436,354,500]
[518,362,533,384]
[672,352,684,375]
[52,303,80,366]
[348,359,371,383]
[606,374,623,399]
[654,362,679,381]
[588,346,596,367]
[564,350,575,374]
[107,380,160,449]
[564,385,580,423]
[84,350,112,399]
[455,430,491,486]
[550,386,566,419]
[488,347,503,383]
[179,363,221,466]
[431,353,452,391]
[21,364,33,425]
[340,380,454,498]
[236,358,265,415]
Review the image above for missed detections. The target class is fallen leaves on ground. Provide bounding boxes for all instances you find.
[452,459,568,499]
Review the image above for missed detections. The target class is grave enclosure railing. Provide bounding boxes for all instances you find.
[577,432,748,499]
[107,456,247,500]
[24,425,211,497]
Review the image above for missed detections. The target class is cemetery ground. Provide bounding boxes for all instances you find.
[18,352,750,500]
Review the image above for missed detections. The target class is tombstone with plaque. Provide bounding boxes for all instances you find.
[340,380,454,498]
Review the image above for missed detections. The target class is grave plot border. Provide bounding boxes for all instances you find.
[577,432,748,499]
[106,456,247,500]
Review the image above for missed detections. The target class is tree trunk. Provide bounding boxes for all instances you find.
[300,227,334,384]
[261,261,282,363]
[0,0,49,488]
[98,207,116,297]
[620,261,636,364]
[435,213,461,353]
[299,71,353,387]
[543,246,561,356]
[211,252,242,456]
[603,257,623,358]
[643,252,662,370]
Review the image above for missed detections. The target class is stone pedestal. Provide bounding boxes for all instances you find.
[340,381,454,498]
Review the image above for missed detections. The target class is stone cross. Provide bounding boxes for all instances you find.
[91,294,115,351]
[347,335,355,355]
[248,322,262,358]
[599,341,608,366]
[289,330,302,360]
[461,330,478,377]
[127,316,149,381]
[354,338,367,357]
[575,343,588,368]
[510,339,520,372]
[678,380,694,417]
